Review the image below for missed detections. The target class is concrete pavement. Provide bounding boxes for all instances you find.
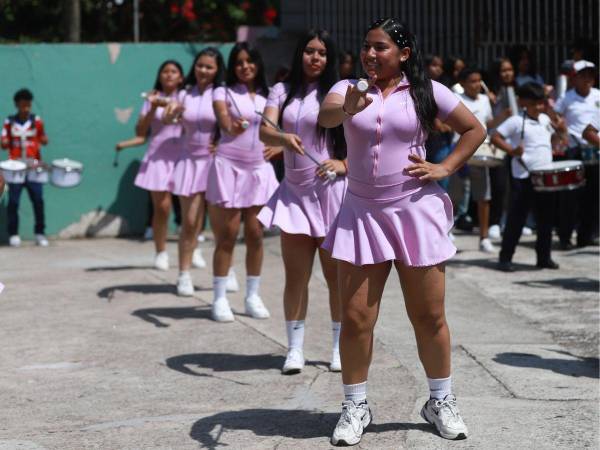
[0,232,598,449]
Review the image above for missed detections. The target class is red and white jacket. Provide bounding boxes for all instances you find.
[1,114,47,160]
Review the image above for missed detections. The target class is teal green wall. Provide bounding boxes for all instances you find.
[0,42,232,241]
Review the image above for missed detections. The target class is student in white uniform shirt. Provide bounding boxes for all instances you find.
[453,66,509,253]
[492,83,565,272]
[553,60,599,248]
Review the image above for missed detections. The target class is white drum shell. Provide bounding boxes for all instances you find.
[27,167,50,184]
[50,159,83,188]
[0,160,27,184]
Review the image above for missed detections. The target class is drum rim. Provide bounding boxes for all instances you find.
[530,165,583,174]
[532,180,586,192]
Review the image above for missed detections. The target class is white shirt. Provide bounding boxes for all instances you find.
[453,93,492,143]
[554,87,600,146]
[496,113,554,179]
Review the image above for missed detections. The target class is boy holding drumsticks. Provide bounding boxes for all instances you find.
[491,82,565,272]
[1,89,49,247]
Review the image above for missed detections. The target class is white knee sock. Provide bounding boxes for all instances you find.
[331,321,341,353]
[286,320,305,351]
[246,275,260,298]
[343,381,367,404]
[427,375,452,400]
[213,276,228,301]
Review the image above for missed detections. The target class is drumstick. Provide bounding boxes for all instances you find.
[255,111,337,181]
[225,88,250,129]
[516,111,529,172]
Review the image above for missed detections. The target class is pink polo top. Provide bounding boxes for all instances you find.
[266,82,332,169]
[328,78,459,184]
[213,83,267,162]
[178,85,217,157]
[139,91,182,156]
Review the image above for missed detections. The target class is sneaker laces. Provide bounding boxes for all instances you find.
[434,397,462,424]
[338,401,366,433]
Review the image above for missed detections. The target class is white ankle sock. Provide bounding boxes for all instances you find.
[213,276,228,301]
[286,320,305,350]
[331,321,341,353]
[343,381,367,404]
[246,275,260,297]
[179,270,190,278]
[427,375,452,399]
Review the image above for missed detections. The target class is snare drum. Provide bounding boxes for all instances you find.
[50,158,84,188]
[468,142,503,168]
[580,147,599,166]
[530,160,586,192]
[0,159,27,184]
[26,159,50,184]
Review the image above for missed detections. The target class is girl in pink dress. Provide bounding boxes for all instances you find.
[134,60,184,271]
[257,30,348,374]
[167,48,225,296]
[207,43,278,322]
[317,19,486,446]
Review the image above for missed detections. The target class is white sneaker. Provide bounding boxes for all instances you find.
[488,224,501,240]
[244,294,270,319]
[331,400,372,446]
[522,226,533,236]
[282,348,304,374]
[420,394,468,440]
[192,247,207,269]
[212,297,234,322]
[8,235,21,247]
[197,233,206,243]
[226,267,239,292]
[35,234,49,247]
[479,238,496,253]
[143,227,153,240]
[176,272,194,297]
[154,251,169,271]
[330,349,342,372]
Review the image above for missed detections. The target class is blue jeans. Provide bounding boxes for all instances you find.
[7,181,45,235]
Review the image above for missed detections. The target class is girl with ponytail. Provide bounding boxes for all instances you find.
[317,18,486,445]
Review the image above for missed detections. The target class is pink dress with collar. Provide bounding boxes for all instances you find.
[258,82,347,237]
[322,78,460,266]
[171,85,216,196]
[134,92,182,192]
[206,83,279,208]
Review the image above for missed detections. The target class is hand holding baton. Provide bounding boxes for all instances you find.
[225,88,249,129]
[255,111,337,181]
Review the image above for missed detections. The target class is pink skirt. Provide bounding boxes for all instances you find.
[172,154,212,196]
[322,175,456,267]
[206,154,279,209]
[134,138,179,192]
[258,166,347,237]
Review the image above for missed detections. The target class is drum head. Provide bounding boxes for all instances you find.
[0,159,27,171]
[52,158,83,170]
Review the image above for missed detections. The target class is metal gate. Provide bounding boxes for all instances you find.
[295,0,598,82]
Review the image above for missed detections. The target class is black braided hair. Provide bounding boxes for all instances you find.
[368,18,438,135]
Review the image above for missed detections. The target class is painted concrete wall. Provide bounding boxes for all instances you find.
[0,42,233,242]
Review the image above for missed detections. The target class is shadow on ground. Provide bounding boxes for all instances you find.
[98,283,210,300]
[513,277,599,292]
[132,306,212,327]
[189,409,432,449]
[447,258,535,271]
[86,265,155,272]
[493,349,599,379]
[166,353,328,376]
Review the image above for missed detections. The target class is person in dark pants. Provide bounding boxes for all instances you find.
[1,89,49,247]
[491,83,563,271]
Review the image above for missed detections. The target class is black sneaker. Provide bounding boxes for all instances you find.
[536,260,560,269]
[497,261,514,272]
[559,241,574,251]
